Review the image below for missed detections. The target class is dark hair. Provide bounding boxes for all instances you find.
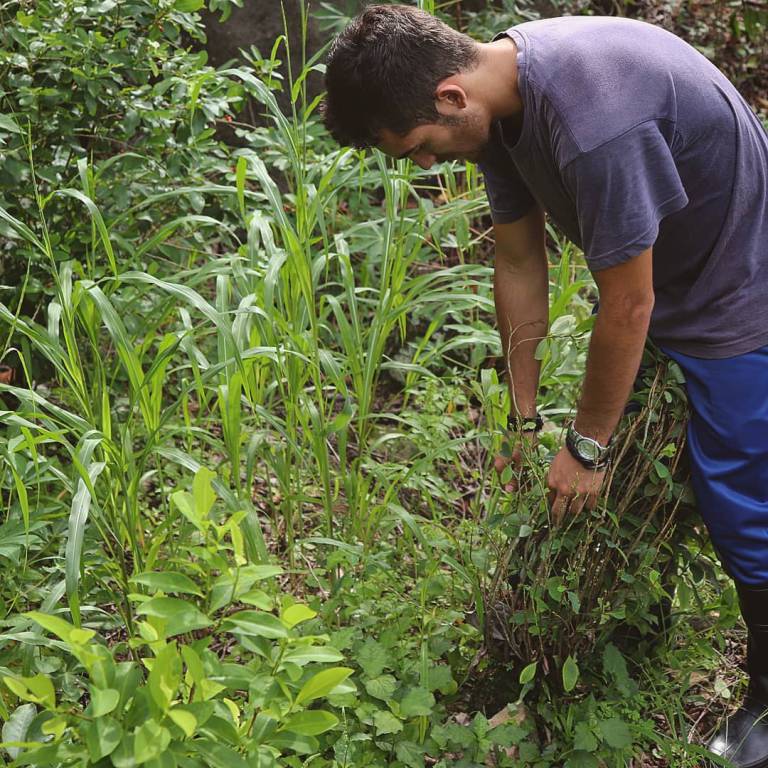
[322,4,479,148]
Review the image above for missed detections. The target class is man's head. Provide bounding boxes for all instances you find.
[323,5,490,165]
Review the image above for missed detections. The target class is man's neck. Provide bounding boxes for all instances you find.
[474,37,523,121]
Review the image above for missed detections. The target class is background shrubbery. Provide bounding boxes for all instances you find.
[0,1,765,766]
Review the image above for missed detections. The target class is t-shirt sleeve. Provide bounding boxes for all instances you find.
[562,121,689,270]
[478,145,537,224]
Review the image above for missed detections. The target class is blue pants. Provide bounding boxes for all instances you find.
[660,344,768,585]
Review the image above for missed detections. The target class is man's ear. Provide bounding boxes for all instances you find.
[434,81,468,116]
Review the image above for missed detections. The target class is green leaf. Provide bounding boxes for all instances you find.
[282,710,339,736]
[136,597,211,637]
[365,674,398,701]
[519,661,537,685]
[573,722,598,751]
[89,687,119,717]
[602,643,633,696]
[169,708,197,738]
[25,611,94,644]
[395,740,426,768]
[356,638,389,678]
[281,604,316,629]
[562,655,579,693]
[4,675,55,709]
[221,610,289,639]
[0,114,21,133]
[400,687,435,718]
[134,720,171,764]
[1,703,36,759]
[598,717,631,748]
[148,643,182,712]
[564,751,599,768]
[84,717,122,761]
[427,665,457,694]
[174,0,204,10]
[131,571,203,597]
[295,667,354,706]
[282,645,344,666]
[193,467,217,517]
[373,710,403,736]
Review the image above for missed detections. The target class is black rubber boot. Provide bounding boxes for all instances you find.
[705,582,768,767]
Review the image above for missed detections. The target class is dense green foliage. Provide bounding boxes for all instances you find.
[0,1,758,766]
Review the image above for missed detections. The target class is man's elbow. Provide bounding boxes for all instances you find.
[599,290,655,328]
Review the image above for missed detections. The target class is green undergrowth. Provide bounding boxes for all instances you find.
[0,1,743,766]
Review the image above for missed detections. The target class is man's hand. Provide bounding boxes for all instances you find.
[547,446,607,522]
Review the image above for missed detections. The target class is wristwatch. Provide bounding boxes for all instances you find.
[507,412,544,433]
[565,423,612,470]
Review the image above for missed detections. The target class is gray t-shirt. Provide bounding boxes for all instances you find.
[479,16,768,358]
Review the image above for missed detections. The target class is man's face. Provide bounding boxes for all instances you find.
[378,110,491,169]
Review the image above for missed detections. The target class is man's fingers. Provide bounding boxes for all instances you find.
[570,493,587,516]
[550,491,570,523]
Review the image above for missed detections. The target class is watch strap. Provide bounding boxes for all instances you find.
[565,423,612,470]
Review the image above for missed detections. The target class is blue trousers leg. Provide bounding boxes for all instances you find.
[660,344,768,585]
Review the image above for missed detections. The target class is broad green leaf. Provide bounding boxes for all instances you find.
[41,716,67,740]
[134,721,171,764]
[192,467,217,518]
[602,643,633,696]
[148,644,182,712]
[395,740,426,768]
[282,646,344,666]
[221,611,289,639]
[192,739,250,768]
[564,751,599,768]
[281,604,316,629]
[519,662,537,685]
[295,667,354,706]
[574,722,598,751]
[169,708,197,738]
[131,572,203,597]
[356,638,389,678]
[365,674,398,701]
[89,687,119,717]
[427,665,457,694]
[136,597,211,637]
[0,114,21,133]
[244,564,284,581]
[373,710,403,736]
[2,703,36,759]
[175,0,204,10]
[266,731,319,755]
[84,717,122,761]
[282,710,339,736]
[400,687,435,718]
[562,655,579,693]
[598,717,631,748]
[25,611,88,644]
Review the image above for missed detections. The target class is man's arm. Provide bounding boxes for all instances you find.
[493,204,548,419]
[575,246,655,444]
[547,246,655,518]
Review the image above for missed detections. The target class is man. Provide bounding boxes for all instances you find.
[322,5,768,764]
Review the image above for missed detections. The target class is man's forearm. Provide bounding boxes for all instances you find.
[493,257,548,418]
[574,302,653,445]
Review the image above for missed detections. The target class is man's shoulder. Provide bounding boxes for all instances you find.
[506,16,690,155]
